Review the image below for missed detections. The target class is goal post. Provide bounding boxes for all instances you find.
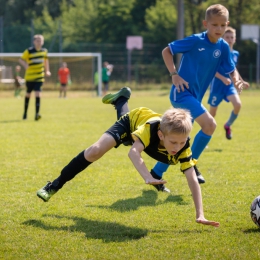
[0,52,103,96]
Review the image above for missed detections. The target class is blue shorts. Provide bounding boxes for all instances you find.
[26,81,43,93]
[208,84,237,107]
[169,87,207,120]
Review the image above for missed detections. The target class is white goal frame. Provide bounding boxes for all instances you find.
[0,52,103,96]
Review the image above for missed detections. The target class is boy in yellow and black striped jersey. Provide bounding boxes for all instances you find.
[36,87,219,227]
[19,34,51,121]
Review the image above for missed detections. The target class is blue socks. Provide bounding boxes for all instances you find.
[152,162,169,178]
[191,130,211,160]
[225,111,238,127]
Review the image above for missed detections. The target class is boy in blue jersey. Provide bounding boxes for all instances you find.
[150,4,247,185]
[208,27,249,140]
[36,88,219,227]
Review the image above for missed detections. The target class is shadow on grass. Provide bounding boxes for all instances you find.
[204,148,223,153]
[86,190,186,212]
[243,228,260,233]
[22,215,148,242]
[0,120,21,123]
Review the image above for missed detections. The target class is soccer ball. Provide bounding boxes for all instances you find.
[250,195,260,228]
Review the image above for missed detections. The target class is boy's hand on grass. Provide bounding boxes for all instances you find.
[196,217,220,227]
[146,178,167,185]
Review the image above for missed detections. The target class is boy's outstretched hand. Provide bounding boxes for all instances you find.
[196,217,220,227]
[146,178,167,185]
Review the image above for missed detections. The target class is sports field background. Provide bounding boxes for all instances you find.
[0,89,260,259]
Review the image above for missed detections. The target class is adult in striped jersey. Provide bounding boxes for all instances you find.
[19,34,51,121]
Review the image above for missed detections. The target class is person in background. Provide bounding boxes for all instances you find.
[19,34,51,121]
[94,71,99,96]
[102,61,113,95]
[58,62,70,98]
[14,65,23,98]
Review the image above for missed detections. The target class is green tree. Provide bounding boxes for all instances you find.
[131,0,156,34]
[92,0,135,43]
[60,0,98,44]
[144,0,178,44]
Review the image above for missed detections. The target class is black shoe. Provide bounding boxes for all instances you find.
[23,113,27,120]
[150,169,170,193]
[194,165,205,184]
[35,114,41,121]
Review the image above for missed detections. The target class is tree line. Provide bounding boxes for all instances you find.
[1,0,260,81]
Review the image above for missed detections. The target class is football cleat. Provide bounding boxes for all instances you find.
[224,125,232,140]
[150,169,171,193]
[194,165,205,184]
[37,181,57,202]
[102,87,131,104]
[35,114,41,121]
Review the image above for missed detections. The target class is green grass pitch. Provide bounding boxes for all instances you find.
[0,89,260,259]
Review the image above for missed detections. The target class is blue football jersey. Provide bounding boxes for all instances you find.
[168,31,236,102]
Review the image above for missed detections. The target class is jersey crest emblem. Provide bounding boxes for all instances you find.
[213,49,221,58]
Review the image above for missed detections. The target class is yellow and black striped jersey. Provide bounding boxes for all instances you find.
[129,107,196,172]
[21,47,48,82]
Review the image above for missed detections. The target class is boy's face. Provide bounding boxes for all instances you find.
[223,32,236,47]
[158,130,189,156]
[203,15,229,43]
[34,37,44,50]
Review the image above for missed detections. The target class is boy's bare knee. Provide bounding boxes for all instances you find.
[234,102,241,113]
[85,144,102,161]
[202,117,216,134]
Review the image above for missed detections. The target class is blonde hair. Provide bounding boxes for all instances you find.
[225,26,236,35]
[160,108,192,136]
[205,4,229,21]
[33,34,44,41]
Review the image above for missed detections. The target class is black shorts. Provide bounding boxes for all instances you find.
[26,82,43,93]
[60,83,67,87]
[105,114,133,148]
[102,81,109,91]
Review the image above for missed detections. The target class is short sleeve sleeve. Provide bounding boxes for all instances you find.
[131,123,151,148]
[168,34,198,55]
[178,147,197,172]
[21,49,29,61]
